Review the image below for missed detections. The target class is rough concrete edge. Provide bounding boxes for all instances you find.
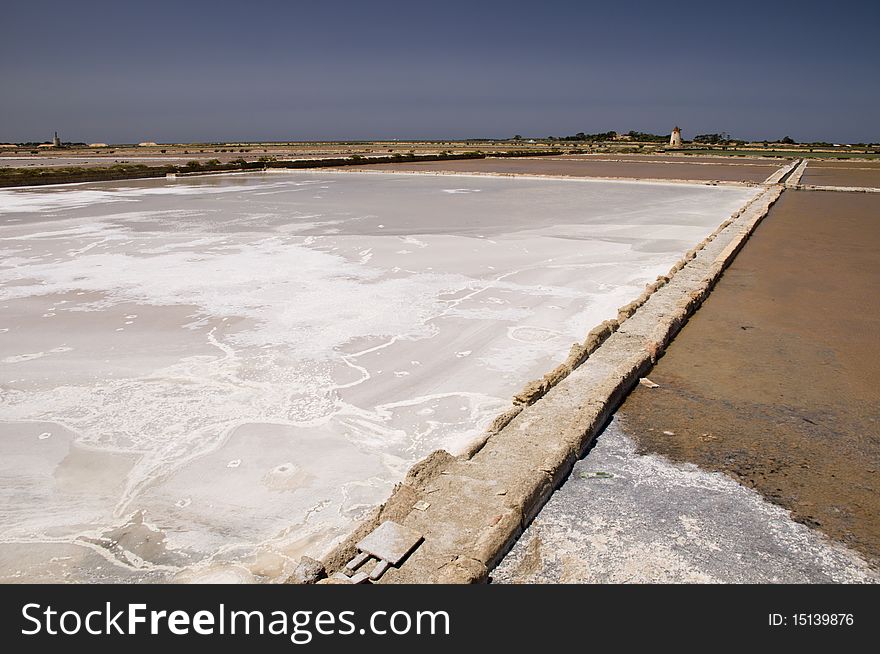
[784,159,808,187]
[429,183,783,583]
[301,184,781,584]
[316,449,458,577]
[765,159,800,185]
[794,184,880,193]
[465,185,783,582]
[477,185,769,421]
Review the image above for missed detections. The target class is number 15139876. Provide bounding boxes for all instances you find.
[769,613,854,627]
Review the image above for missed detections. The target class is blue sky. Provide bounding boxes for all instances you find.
[2,0,877,143]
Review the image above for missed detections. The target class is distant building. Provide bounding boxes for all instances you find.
[38,131,62,148]
[0,144,17,149]
[89,143,109,148]
[138,141,158,147]
[669,127,682,148]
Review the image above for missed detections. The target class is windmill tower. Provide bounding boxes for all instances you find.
[669,126,682,148]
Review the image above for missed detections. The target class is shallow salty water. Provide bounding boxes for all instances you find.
[0,171,760,582]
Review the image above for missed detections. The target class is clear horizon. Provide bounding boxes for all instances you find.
[3,0,877,144]
[7,133,875,146]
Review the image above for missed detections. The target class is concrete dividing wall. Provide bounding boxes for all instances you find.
[765,159,800,185]
[785,159,808,187]
[314,184,784,584]
[796,184,880,193]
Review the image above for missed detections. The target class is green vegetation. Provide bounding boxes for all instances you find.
[532,130,666,143]
[493,150,559,158]
[693,133,735,145]
[552,131,619,142]
[624,131,667,142]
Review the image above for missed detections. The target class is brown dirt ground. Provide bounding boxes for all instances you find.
[355,157,781,183]
[618,189,880,564]
[802,163,880,188]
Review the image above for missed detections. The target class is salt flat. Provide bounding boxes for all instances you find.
[0,171,760,582]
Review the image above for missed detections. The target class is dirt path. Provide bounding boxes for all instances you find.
[618,190,880,565]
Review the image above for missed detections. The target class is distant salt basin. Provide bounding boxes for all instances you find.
[0,171,760,582]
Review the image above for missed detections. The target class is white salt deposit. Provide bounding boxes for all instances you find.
[0,171,760,582]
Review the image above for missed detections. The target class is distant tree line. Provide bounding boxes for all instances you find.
[547,131,619,142]
[540,130,667,142]
[693,133,732,144]
[624,131,668,142]
[12,141,87,147]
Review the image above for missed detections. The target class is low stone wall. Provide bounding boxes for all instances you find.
[312,184,784,584]
[794,184,880,193]
[765,159,801,185]
[784,159,808,187]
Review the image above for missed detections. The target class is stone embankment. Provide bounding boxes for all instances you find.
[313,183,784,583]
